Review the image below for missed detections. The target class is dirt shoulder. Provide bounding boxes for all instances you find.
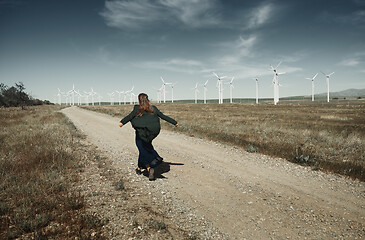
[62,106,365,239]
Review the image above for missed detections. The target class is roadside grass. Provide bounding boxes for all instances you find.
[0,106,105,239]
[81,101,365,181]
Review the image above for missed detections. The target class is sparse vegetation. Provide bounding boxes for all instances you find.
[149,218,166,231]
[81,100,365,181]
[0,106,105,239]
[114,179,125,191]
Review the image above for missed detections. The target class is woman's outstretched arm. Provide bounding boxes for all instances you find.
[153,106,177,126]
[119,105,138,127]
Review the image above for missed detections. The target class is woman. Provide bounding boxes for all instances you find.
[119,93,178,181]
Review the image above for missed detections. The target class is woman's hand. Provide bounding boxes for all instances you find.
[119,122,123,127]
[175,123,178,127]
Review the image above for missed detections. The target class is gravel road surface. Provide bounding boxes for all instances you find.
[62,106,365,239]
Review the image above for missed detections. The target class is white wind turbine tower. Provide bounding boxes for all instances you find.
[57,88,63,105]
[270,61,286,105]
[203,80,209,104]
[89,88,97,106]
[63,92,70,105]
[306,73,318,101]
[253,76,260,104]
[321,71,334,102]
[124,86,134,105]
[161,77,167,103]
[226,77,235,104]
[155,87,162,103]
[155,86,164,103]
[123,91,128,105]
[115,90,124,105]
[107,92,115,105]
[96,93,102,105]
[160,77,172,103]
[193,83,199,104]
[130,92,137,104]
[85,88,97,106]
[84,91,90,105]
[68,84,77,106]
[213,72,227,104]
[75,90,82,105]
[170,83,177,103]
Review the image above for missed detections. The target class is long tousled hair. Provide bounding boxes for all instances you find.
[138,93,153,115]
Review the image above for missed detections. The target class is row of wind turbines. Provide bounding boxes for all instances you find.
[56,85,137,106]
[270,61,334,105]
[57,62,335,106]
[158,61,334,105]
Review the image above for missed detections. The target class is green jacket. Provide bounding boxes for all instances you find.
[120,105,177,142]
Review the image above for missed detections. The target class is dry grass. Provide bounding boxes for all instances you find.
[0,106,105,239]
[82,100,365,181]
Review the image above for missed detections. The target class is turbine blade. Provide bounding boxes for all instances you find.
[276,61,282,69]
[313,73,318,79]
[328,72,335,76]
[212,72,219,78]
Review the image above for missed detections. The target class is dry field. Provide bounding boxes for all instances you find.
[82,100,365,181]
[0,106,106,239]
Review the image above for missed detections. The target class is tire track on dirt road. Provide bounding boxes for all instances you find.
[62,106,365,239]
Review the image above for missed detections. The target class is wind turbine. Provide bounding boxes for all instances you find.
[90,88,97,106]
[254,76,260,104]
[226,77,235,104]
[63,92,70,105]
[115,90,124,105]
[85,88,97,106]
[193,83,199,104]
[154,86,163,103]
[96,93,102,105]
[160,77,172,103]
[213,72,227,104]
[170,83,177,103]
[75,90,82,105]
[130,92,137,104]
[203,80,209,104]
[306,73,318,101]
[83,91,90,105]
[124,86,134,105]
[68,84,77,106]
[57,88,63,105]
[123,91,128,105]
[107,92,115,105]
[321,71,334,102]
[270,61,286,105]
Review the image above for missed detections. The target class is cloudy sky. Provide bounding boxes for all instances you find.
[1,0,364,102]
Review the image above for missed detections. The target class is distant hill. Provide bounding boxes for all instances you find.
[317,88,365,98]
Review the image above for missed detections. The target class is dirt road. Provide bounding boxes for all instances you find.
[62,106,365,239]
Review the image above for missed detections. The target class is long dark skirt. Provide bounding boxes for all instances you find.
[135,134,163,169]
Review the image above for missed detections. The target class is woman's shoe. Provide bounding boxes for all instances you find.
[135,168,142,175]
[149,168,155,181]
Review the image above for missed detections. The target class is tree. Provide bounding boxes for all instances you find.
[0,82,50,107]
